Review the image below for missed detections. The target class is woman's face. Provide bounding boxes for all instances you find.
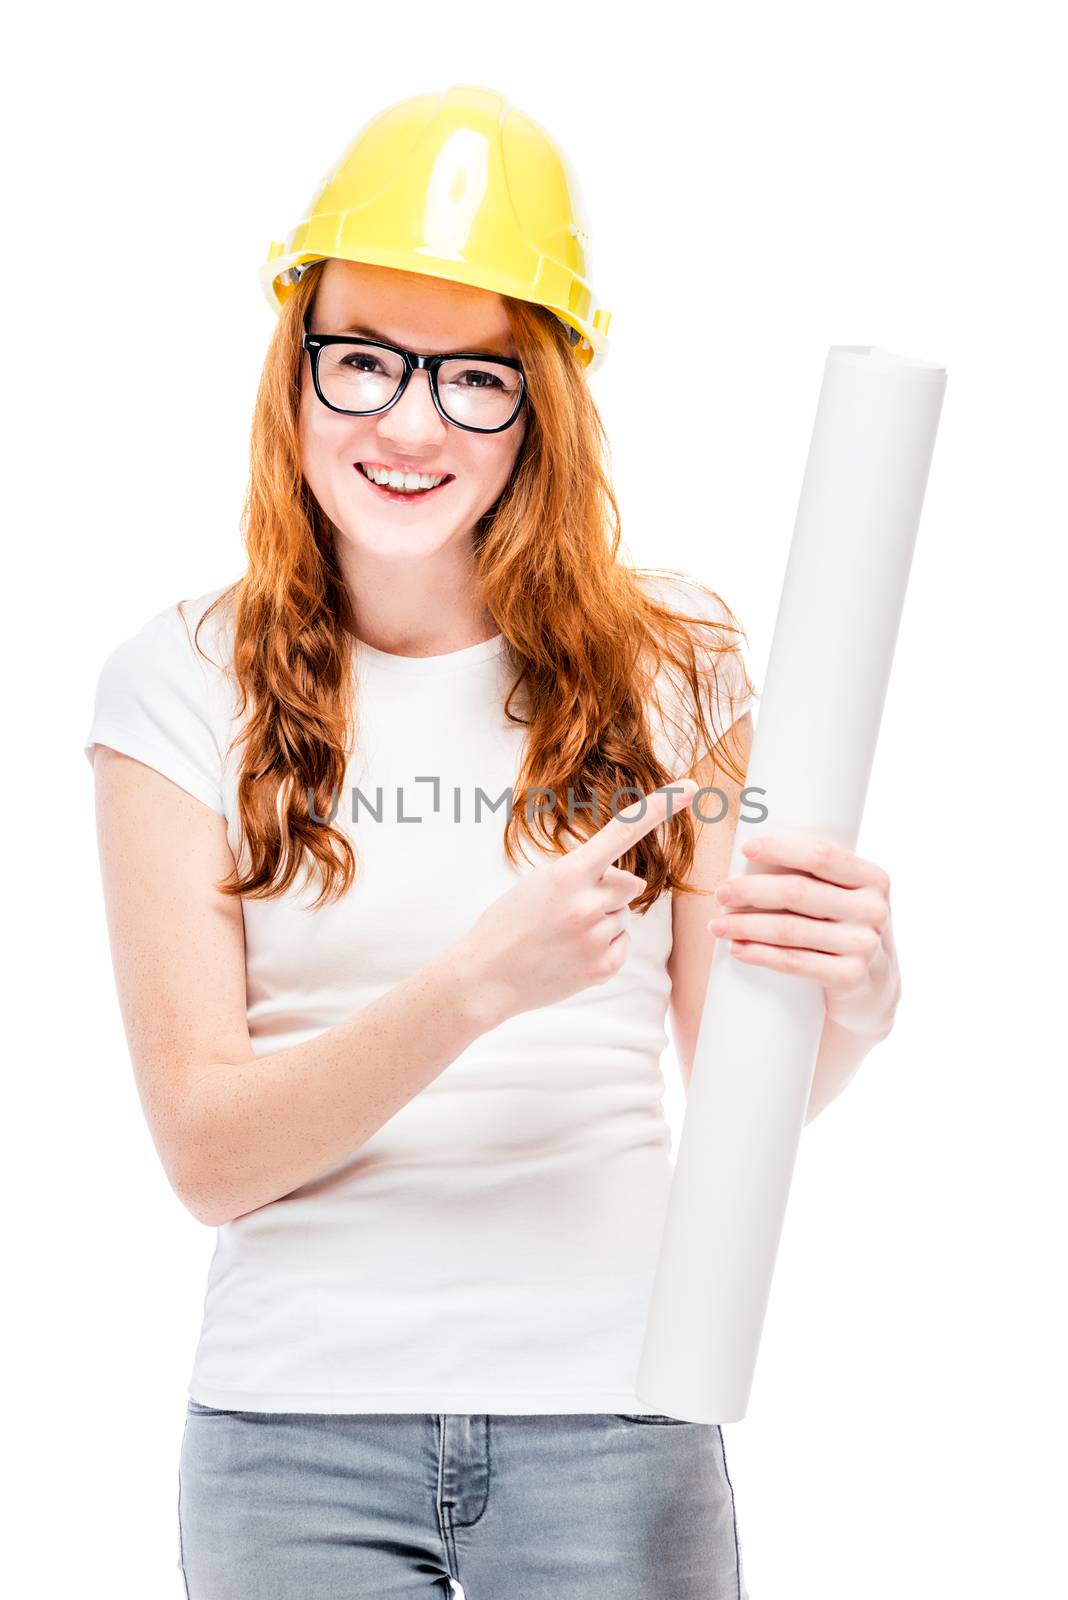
[299,259,528,568]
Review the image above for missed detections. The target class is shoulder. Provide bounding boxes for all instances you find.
[632,568,758,767]
[85,582,239,816]
[156,583,236,671]
[633,568,742,636]
[95,583,236,693]
[631,567,753,693]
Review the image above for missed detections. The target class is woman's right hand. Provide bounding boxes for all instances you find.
[452,780,700,1027]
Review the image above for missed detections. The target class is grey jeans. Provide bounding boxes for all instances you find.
[177,1401,749,1598]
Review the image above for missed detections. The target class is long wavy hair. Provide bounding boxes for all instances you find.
[194,258,756,913]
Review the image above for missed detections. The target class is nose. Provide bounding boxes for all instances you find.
[377,366,448,449]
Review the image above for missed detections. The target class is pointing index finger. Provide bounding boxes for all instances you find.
[580,781,699,875]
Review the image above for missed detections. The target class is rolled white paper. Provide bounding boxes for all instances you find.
[636,345,947,1423]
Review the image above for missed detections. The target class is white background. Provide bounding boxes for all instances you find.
[6,1,1065,1595]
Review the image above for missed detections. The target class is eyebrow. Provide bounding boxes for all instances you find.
[338,322,514,358]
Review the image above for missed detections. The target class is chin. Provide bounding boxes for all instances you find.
[336,519,466,556]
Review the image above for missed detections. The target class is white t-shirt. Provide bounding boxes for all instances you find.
[84,576,757,1414]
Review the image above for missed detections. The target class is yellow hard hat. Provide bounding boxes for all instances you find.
[260,83,612,372]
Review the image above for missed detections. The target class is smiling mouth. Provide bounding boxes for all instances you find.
[355,463,455,499]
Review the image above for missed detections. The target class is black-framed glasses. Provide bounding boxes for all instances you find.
[302,332,527,434]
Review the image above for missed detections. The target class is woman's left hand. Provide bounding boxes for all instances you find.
[708,833,901,1038]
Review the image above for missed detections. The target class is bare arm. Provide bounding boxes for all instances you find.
[668,712,890,1123]
[803,1010,893,1122]
[91,745,500,1228]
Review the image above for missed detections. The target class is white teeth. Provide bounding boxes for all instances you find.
[361,464,446,492]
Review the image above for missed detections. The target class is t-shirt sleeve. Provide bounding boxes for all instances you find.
[639,572,760,772]
[83,603,227,815]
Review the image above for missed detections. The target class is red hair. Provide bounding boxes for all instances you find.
[195,260,756,912]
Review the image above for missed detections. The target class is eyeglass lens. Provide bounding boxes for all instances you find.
[315,342,522,428]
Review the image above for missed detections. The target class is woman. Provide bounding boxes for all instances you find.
[85,86,900,1600]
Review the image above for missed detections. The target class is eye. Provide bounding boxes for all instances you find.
[452,369,505,390]
[339,352,384,373]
